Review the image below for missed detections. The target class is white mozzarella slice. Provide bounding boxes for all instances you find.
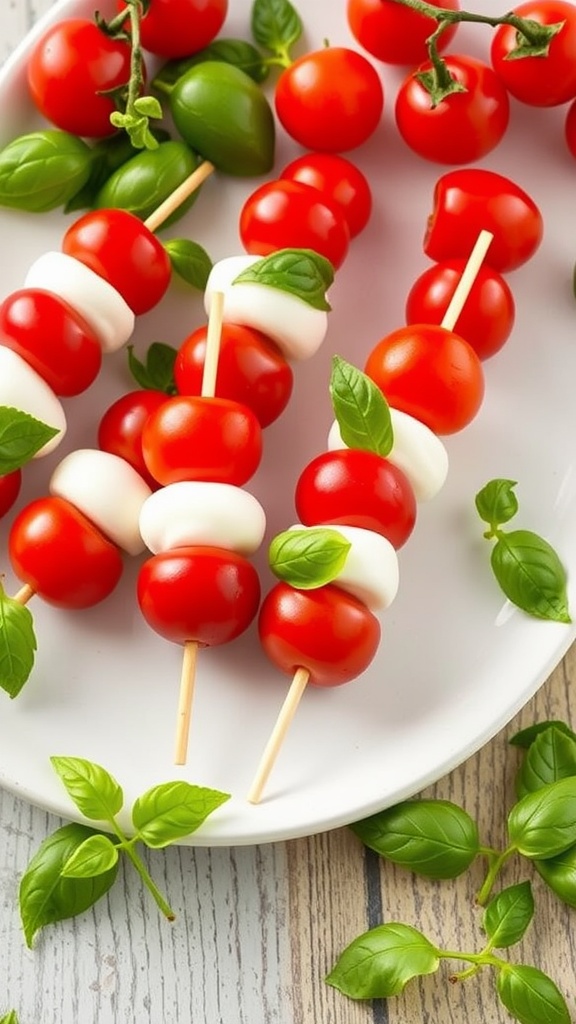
[0,347,66,456]
[139,481,266,555]
[49,449,151,555]
[25,252,135,354]
[204,255,329,361]
[327,408,449,502]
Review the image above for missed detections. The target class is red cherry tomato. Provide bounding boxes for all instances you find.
[395,55,510,165]
[98,389,170,490]
[295,449,416,549]
[174,323,293,428]
[142,395,262,486]
[274,47,384,152]
[27,20,135,137]
[62,210,171,316]
[258,582,381,687]
[117,0,228,58]
[365,324,484,435]
[0,470,22,520]
[405,259,516,360]
[137,545,260,646]
[279,152,372,238]
[424,168,544,272]
[0,289,102,397]
[239,180,350,270]
[9,496,123,608]
[347,0,460,66]
[491,1,576,107]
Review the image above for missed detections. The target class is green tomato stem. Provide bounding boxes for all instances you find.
[476,846,516,906]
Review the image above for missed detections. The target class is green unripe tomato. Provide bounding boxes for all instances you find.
[169,61,275,176]
[95,140,200,227]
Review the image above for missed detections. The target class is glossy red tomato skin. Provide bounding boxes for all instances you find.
[491,1,576,107]
[395,55,510,165]
[98,389,170,490]
[9,496,123,608]
[27,19,135,137]
[279,152,372,238]
[142,395,262,486]
[258,582,381,687]
[174,324,293,428]
[424,169,544,272]
[117,0,228,58]
[137,546,260,646]
[295,449,416,549]
[0,471,22,520]
[239,180,350,270]
[405,259,516,360]
[0,289,102,396]
[274,47,384,153]
[347,0,460,65]
[365,324,484,435]
[62,210,171,316]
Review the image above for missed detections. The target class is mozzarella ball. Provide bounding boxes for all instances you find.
[139,481,266,554]
[0,347,66,456]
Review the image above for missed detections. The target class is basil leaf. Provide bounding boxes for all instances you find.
[326,923,440,999]
[491,529,571,624]
[516,726,576,798]
[496,964,571,1024]
[0,130,92,212]
[351,799,480,880]
[61,834,120,879]
[251,0,302,58]
[330,356,393,457]
[0,1012,18,1024]
[0,406,59,474]
[164,238,213,290]
[510,721,576,749]
[483,881,534,949]
[268,527,351,589]
[153,39,269,90]
[535,844,576,908]
[64,128,171,214]
[475,478,519,528]
[508,776,576,859]
[127,343,177,394]
[0,580,36,699]
[50,757,124,822]
[131,781,230,848]
[19,822,118,948]
[233,248,334,311]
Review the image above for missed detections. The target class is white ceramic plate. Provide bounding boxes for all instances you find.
[1,0,576,846]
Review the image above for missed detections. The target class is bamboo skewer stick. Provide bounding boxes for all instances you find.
[144,160,215,233]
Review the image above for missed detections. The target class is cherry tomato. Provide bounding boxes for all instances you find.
[258,582,381,687]
[27,20,136,138]
[174,324,293,427]
[117,0,228,59]
[137,545,260,646]
[279,152,372,238]
[0,289,102,396]
[239,180,350,270]
[565,97,576,158]
[365,324,484,435]
[274,47,384,152]
[491,1,576,107]
[405,259,516,360]
[295,449,416,549]
[0,470,21,520]
[62,210,171,316]
[9,496,123,608]
[424,168,544,272]
[395,55,509,165]
[142,395,262,486]
[347,0,460,66]
[98,390,170,490]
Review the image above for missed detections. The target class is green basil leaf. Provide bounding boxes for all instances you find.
[516,726,576,798]
[0,1011,19,1024]
[268,527,351,589]
[475,478,518,528]
[50,757,124,822]
[510,721,576,749]
[131,781,230,848]
[483,881,534,949]
[233,248,333,311]
[330,356,393,457]
[0,406,60,474]
[351,799,480,880]
[61,834,120,879]
[19,822,119,948]
[491,529,571,624]
[0,130,93,212]
[496,964,571,1024]
[0,580,36,699]
[153,39,269,90]
[508,776,576,859]
[251,0,302,58]
[127,343,177,394]
[535,844,576,908]
[164,238,213,290]
[64,128,171,214]
[326,922,440,999]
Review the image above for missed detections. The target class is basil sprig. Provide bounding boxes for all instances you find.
[476,478,571,623]
[127,342,178,394]
[163,238,213,291]
[330,356,393,457]
[269,527,351,589]
[0,406,59,475]
[232,249,334,311]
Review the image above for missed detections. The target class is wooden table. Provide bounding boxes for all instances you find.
[2,4,576,1022]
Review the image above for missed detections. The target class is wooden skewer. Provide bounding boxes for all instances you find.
[440,228,494,332]
[201,290,225,398]
[13,583,35,605]
[144,160,215,233]
[247,667,310,804]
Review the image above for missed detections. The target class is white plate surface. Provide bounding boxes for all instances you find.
[1,0,576,845]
